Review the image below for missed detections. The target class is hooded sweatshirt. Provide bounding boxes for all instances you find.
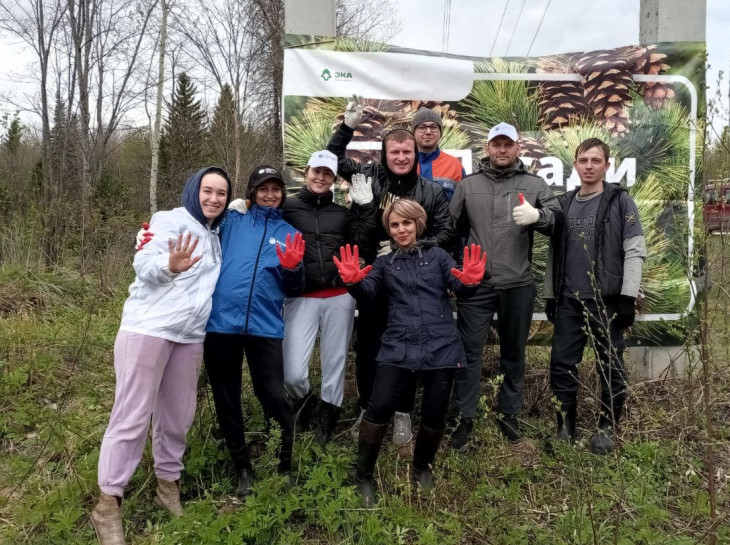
[119,167,231,343]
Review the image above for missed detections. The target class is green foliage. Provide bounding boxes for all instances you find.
[461,58,540,135]
[209,84,237,176]
[0,250,727,544]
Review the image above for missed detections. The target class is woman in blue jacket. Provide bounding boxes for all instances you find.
[334,199,487,507]
[204,166,305,497]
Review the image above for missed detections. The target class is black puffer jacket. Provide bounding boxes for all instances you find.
[349,243,477,370]
[327,123,454,263]
[283,186,376,293]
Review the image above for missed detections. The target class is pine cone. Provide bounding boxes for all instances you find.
[630,45,674,109]
[536,55,590,131]
[575,49,636,137]
[518,134,546,174]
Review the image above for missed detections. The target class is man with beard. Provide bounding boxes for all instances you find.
[449,122,560,450]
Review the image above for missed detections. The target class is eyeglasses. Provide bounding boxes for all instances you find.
[415,123,440,133]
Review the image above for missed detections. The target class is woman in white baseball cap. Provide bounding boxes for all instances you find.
[281,150,377,446]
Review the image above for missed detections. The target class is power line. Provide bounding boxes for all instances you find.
[505,0,526,56]
[527,0,552,57]
[489,0,511,58]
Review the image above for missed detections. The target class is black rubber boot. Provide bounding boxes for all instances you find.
[355,420,387,508]
[555,398,578,444]
[277,435,294,487]
[412,426,445,494]
[235,466,255,498]
[292,391,316,434]
[556,407,577,444]
[231,442,255,498]
[449,416,473,450]
[590,390,624,455]
[497,413,524,442]
[314,400,342,447]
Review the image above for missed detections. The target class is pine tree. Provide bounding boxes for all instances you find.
[208,83,236,176]
[160,72,207,207]
[2,115,22,154]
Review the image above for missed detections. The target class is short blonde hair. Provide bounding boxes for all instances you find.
[382,199,427,235]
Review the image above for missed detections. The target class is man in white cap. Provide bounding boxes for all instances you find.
[448,122,560,450]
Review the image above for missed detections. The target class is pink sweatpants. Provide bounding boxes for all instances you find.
[98,331,203,497]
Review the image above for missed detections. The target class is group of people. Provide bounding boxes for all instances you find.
[89,97,644,544]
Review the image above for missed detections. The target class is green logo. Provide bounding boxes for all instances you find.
[321,68,332,81]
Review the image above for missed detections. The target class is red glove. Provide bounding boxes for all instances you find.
[451,244,487,285]
[333,244,372,283]
[276,233,305,270]
[136,222,154,251]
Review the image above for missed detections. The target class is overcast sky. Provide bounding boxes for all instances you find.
[0,0,727,136]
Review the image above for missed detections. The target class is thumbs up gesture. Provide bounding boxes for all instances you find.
[512,193,540,226]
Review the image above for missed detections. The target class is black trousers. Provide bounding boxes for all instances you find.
[355,294,416,413]
[203,332,294,471]
[550,297,627,412]
[453,283,536,418]
[364,365,455,430]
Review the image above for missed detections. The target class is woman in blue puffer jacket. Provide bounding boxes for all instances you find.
[333,199,487,508]
[204,165,305,497]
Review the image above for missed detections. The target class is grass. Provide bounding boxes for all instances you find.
[0,238,728,544]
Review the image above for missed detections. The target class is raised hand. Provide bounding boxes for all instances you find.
[451,244,487,285]
[136,221,154,251]
[276,232,305,270]
[333,244,372,283]
[168,232,201,273]
[344,95,364,129]
[349,173,373,205]
[512,192,540,226]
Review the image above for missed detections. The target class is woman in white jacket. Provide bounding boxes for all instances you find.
[91,167,231,545]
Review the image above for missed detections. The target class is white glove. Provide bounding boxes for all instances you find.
[228,198,248,214]
[512,193,540,226]
[344,95,363,129]
[377,240,392,257]
[349,173,373,205]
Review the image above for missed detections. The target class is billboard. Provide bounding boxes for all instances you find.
[282,36,706,346]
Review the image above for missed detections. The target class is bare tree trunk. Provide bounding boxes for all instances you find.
[149,0,169,215]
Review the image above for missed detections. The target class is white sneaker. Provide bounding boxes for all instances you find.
[349,408,365,440]
[393,412,413,446]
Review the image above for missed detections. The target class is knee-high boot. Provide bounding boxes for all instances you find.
[355,420,387,508]
[411,425,445,493]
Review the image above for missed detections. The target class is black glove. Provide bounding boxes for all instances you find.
[614,296,637,329]
[545,299,556,324]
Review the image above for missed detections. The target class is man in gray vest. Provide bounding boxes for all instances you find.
[545,137,645,454]
[449,122,560,449]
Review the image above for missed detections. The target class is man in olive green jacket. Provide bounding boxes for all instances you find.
[449,122,560,448]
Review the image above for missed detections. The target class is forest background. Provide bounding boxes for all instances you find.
[0,0,728,543]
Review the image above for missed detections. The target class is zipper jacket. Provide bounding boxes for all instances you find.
[120,207,222,343]
[282,186,376,292]
[206,206,305,339]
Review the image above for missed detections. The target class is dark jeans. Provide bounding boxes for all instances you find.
[203,332,294,471]
[453,283,536,418]
[355,293,416,413]
[364,365,455,429]
[550,297,627,411]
